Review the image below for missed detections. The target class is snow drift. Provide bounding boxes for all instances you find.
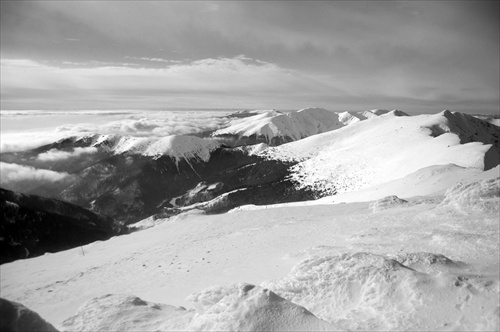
[187,283,335,331]
[60,294,193,331]
[369,195,409,212]
[34,251,500,331]
[438,177,500,213]
[262,252,499,331]
[59,285,335,331]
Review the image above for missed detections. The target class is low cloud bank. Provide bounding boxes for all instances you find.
[37,147,98,161]
[1,110,231,153]
[0,162,74,191]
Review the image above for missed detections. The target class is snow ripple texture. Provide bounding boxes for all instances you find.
[186,283,335,331]
[61,285,335,331]
[59,251,499,331]
[262,252,499,331]
[261,252,421,330]
[438,177,500,213]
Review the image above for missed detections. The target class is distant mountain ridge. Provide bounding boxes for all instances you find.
[212,108,409,146]
[212,108,344,146]
[1,134,317,223]
[49,133,222,164]
[1,109,496,227]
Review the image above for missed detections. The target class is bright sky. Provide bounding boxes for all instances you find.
[1,1,499,113]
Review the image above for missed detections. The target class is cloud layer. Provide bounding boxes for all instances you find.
[1,1,498,113]
[0,56,339,110]
[37,147,98,161]
[0,162,75,192]
[0,110,232,152]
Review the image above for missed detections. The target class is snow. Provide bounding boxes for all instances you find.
[62,133,221,163]
[213,108,344,142]
[438,177,500,213]
[187,283,335,331]
[58,285,335,331]
[1,109,499,331]
[337,109,407,126]
[103,135,221,162]
[260,110,498,196]
[316,164,500,204]
[236,142,270,155]
[369,195,409,212]
[263,251,499,331]
[1,171,499,331]
[60,294,193,331]
[336,112,357,125]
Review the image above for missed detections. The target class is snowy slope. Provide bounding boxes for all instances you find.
[321,164,500,204]
[260,110,499,195]
[1,176,498,331]
[212,108,345,145]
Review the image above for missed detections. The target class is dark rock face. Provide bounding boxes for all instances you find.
[0,298,58,331]
[0,188,125,264]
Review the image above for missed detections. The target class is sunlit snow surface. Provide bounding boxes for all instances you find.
[1,177,499,331]
[259,110,498,195]
[212,108,345,142]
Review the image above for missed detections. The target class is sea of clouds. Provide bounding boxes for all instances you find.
[0,110,234,153]
[0,109,237,190]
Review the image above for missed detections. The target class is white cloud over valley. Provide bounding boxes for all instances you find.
[0,162,75,191]
[36,147,98,162]
[0,110,232,152]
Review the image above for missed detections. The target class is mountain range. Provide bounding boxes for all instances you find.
[1,108,498,255]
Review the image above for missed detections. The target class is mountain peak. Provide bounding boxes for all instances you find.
[213,108,343,146]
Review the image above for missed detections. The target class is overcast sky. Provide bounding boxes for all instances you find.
[1,1,499,113]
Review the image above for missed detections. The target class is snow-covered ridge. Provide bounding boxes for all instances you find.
[260,110,499,195]
[338,109,408,125]
[213,108,409,145]
[213,108,345,144]
[61,134,221,162]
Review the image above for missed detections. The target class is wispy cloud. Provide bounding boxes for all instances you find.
[124,56,181,64]
[0,56,338,110]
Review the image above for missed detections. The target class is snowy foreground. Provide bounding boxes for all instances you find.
[1,170,499,331]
